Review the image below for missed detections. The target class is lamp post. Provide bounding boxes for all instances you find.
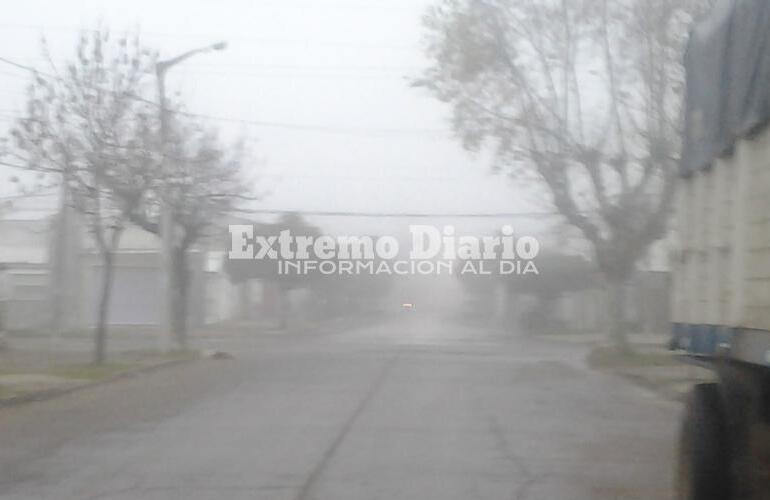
[156,41,227,351]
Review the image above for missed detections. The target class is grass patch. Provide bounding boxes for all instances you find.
[0,385,17,399]
[122,349,199,360]
[588,345,677,371]
[0,350,199,384]
[7,329,93,339]
[48,363,133,381]
[49,351,198,381]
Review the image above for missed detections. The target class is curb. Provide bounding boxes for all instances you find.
[585,344,706,403]
[607,370,689,403]
[0,356,197,410]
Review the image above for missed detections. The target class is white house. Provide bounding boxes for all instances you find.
[0,201,247,333]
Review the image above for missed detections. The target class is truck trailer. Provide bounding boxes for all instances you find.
[673,1,770,499]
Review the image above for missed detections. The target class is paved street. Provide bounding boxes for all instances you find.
[0,314,680,500]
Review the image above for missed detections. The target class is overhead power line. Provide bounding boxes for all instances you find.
[0,55,445,137]
[22,57,417,73]
[192,62,417,71]
[174,111,445,136]
[0,23,418,50]
[234,208,564,219]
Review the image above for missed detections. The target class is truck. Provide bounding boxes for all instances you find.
[673,1,770,499]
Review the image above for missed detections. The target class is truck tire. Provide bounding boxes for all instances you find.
[677,383,730,500]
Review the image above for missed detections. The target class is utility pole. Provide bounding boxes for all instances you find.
[156,41,227,351]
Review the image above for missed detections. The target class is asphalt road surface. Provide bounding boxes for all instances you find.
[0,314,680,500]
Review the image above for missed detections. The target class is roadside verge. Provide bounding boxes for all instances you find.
[587,344,714,401]
[0,351,200,409]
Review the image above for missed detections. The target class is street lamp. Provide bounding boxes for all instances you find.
[156,41,227,351]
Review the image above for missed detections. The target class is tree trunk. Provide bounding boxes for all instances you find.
[606,277,631,354]
[171,247,190,350]
[94,250,115,365]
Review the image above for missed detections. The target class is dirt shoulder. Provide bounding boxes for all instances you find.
[0,349,199,408]
[587,343,713,401]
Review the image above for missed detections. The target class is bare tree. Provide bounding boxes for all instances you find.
[5,29,157,364]
[128,113,255,348]
[416,0,712,351]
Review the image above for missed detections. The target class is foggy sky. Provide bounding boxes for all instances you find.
[0,0,551,236]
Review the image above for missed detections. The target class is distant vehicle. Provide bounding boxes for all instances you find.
[401,303,415,311]
[673,2,770,498]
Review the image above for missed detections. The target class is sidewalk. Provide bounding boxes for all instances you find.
[0,315,385,406]
[539,331,712,401]
[0,346,198,407]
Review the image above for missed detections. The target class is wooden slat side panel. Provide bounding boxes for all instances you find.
[673,124,770,329]
[729,139,750,327]
[717,158,735,325]
[735,128,770,329]
[671,180,688,324]
[706,164,720,325]
[741,129,770,330]
[689,171,706,321]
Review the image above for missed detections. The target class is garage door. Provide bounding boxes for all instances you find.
[107,267,160,326]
